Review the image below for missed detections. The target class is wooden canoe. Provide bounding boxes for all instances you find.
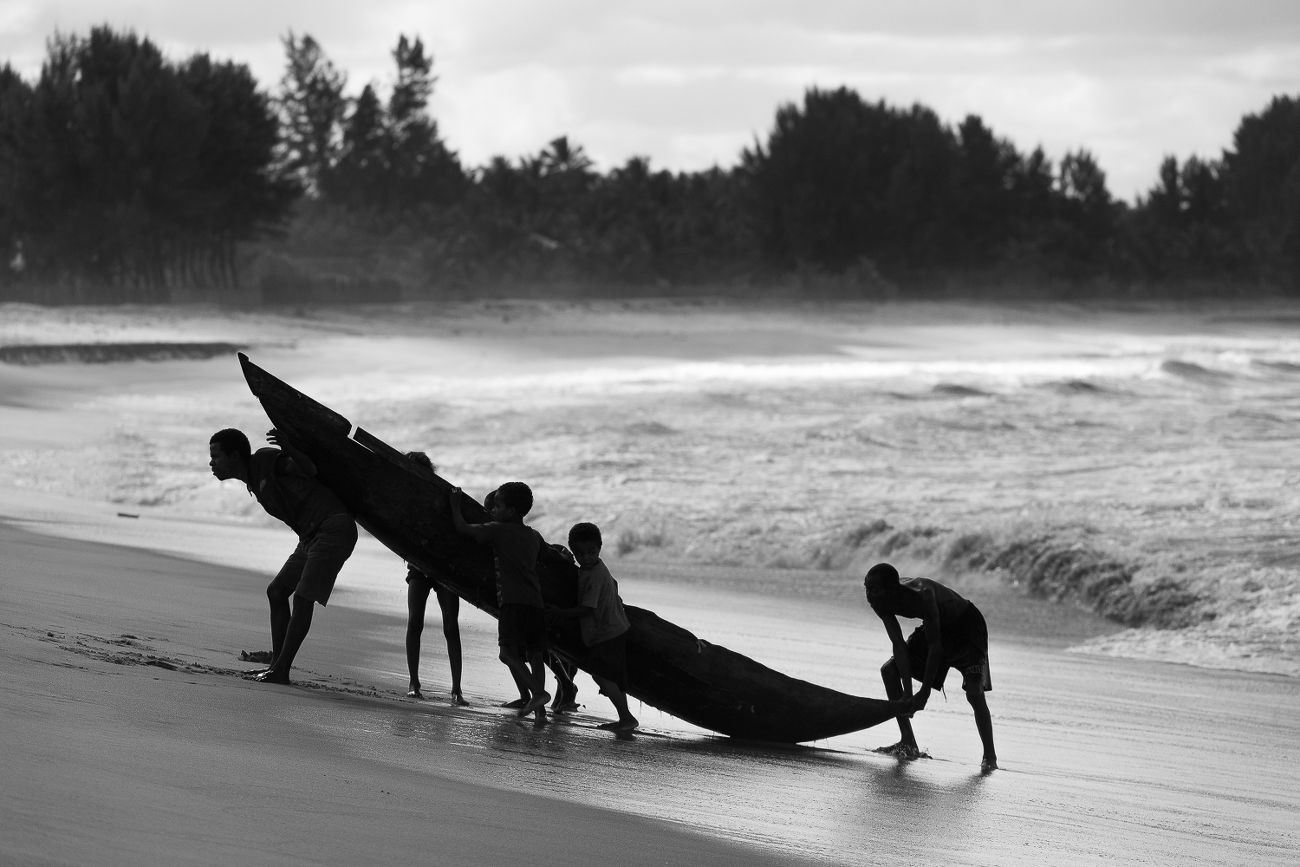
[239,352,901,742]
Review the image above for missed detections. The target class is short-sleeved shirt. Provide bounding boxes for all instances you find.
[248,447,350,537]
[463,521,544,609]
[576,560,630,646]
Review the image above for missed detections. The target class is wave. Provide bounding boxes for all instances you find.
[1041,378,1120,396]
[625,421,678,436]
[809,520,1204,629]
[1159,359,1235,383]
[1250,359,1300,374]
[0,342,245,365]
[930,383,992,397]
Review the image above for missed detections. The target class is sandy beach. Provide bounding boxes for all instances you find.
[3,501,1297,866]
[2,299,1299,865]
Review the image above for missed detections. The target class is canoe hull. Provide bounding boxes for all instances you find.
[239,352,899,742]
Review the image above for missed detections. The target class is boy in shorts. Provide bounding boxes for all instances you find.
[547,522,637,732]
[864,562,997,772]
[449,481,549,722]
[208,427,357,686]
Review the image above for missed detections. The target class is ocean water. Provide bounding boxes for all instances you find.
[1,299,1298,677]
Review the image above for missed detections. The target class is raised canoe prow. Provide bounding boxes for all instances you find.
[238,352,901,742]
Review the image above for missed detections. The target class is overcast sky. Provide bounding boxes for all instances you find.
[4,1,1299,200]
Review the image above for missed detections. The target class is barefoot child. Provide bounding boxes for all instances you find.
[480,489,534,711]
[864,562,997,772]
[402,451,466,705]
[547,522,637,733]
[449,481,549,722]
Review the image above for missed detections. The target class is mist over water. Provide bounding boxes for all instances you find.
[2,300,1298,676]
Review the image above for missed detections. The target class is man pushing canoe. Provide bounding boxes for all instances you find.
[864,562,998,772]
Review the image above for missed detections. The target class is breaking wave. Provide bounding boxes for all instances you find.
[1041,378,1120,396]
[1159,359,1235,383]
[1250,358,1300,374]
[800,520,1206,629]
[930,383,993,397]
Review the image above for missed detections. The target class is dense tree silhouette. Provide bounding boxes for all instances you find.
[322,83,387,210]
[0,64,37,275]
[4,25,1300,302]
[274,32,347,197]
[0,26,294,299]
[950,115,1021,269]
[1126,155,1242,286]
[1223,95,1300,291]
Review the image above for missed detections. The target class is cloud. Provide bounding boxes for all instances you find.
[3,0,1298,199]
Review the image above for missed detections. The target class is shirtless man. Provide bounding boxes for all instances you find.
[864,562,997,772]
[209,427,357,685]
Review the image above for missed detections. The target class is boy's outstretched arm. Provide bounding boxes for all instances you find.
[448,488,490,540]
[448,489,470,534]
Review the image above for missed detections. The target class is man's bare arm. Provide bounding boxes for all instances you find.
[878,611,915,698]
[913,587,944,710]
[267,428,317,477]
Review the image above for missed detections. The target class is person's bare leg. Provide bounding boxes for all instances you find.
[256,594,313,684]
[548,655,576,710]
[501,668,532,708]
[877,659,919,755]
[268,585,291,665]
[593,674,637,730]
[501,647,548,716]
[967,683,997,772]
[523,649,549,721]
[405,583,429,697]
[436,591,465,704]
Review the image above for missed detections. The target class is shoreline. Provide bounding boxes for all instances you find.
[4,483,1279,684]
[6,288,1300,678]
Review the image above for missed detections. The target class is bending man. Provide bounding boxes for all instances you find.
[209,427,357,685]
[864,562,997,772]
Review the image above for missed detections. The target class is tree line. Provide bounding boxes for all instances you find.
[2,25,1298,303]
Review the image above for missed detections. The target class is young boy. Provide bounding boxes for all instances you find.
[449,481,549,722]
[208,427,357,686]
[547,522,637,733]
[863,562,997,772]
[402,452,466,705]
[480,489,534,711]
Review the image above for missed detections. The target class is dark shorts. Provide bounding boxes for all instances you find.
[498,603,547,652]
[583,632,629,692]
[903,604,991,693]
[407,569,461,616]
[269,513,357,606]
